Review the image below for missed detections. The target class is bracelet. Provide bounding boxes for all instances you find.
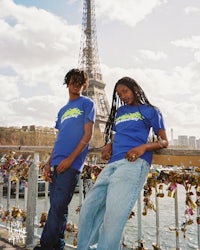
[157,140,164,148]
[157,136,167,148]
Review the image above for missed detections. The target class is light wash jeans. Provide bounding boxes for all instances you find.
[77,158,150,250]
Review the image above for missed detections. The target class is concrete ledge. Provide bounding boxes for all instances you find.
[152,149,200,166]
[1,146,200,167]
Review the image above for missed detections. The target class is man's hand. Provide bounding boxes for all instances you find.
[125,144,146,162]
[102,143,112,161]
[44,163,53,183]
[56,158,72,174]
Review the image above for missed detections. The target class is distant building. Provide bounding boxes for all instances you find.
[29,125,36,132]
[196,139,200,149]
[188,136,196,149]
[173,139,178,147]
[22,126,28,131]
[178,135,188,148]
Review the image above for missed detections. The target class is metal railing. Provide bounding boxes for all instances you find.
[0,148,200,250]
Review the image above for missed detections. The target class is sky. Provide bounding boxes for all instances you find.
[0,0,200,141]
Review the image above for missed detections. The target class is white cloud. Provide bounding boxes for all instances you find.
[171,36,200,50]
[0,0,200,140]
[194,51,200,62]
[0,75,20,101]
[185,6,200,15]
[140,49,167,61]
[0,0,80,72]
[0,0,80,127]
[96,0,167,26]
[102,59,200,138]
[172,36,200,64]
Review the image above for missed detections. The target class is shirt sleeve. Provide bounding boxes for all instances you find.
[84,99,96,124]
[150,107,166,134]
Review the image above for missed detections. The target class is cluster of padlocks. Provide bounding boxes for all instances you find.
[0,151,33,180]
[0,205,26,224]
[143,167,200,239]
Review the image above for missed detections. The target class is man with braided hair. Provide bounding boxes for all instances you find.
[34,68,96,250]
[77,76,168,250]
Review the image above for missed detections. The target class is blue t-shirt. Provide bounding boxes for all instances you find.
[51,96,96,172]
[108,104,165,165]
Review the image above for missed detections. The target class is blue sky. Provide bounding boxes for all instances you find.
[0,0,200,141]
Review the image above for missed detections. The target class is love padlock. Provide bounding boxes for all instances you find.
[157,184,164,198]
[196,198,200,207]
[168,190,175,198]
[196,186,200,196]
[197,216,200,224]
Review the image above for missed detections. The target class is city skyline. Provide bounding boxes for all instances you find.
[0,0,200,139]
[1,125,199,148]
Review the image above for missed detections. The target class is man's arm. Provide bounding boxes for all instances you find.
[56,121,94,173]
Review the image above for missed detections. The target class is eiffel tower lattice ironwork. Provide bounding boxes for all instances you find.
[78,0,110,152]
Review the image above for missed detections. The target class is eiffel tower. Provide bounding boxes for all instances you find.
[78,0,110,156]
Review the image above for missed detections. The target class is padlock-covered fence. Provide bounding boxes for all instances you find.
[0,147,200,250]
[82,162,200,250]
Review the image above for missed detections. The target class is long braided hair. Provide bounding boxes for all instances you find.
[104,77,153,144]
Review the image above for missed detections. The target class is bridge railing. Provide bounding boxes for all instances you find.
[0,147,200,249]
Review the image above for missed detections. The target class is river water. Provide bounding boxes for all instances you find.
[0,184,199,250]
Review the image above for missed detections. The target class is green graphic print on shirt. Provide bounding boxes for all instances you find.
[115,111,143,125]
[61,108,83,123]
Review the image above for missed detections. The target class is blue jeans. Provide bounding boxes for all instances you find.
[40,167,80,250]
[77,158,150,250]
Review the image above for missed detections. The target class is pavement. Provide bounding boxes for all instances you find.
[0,226,131,250]
[0,226,28,250]
[0,226,77,250]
